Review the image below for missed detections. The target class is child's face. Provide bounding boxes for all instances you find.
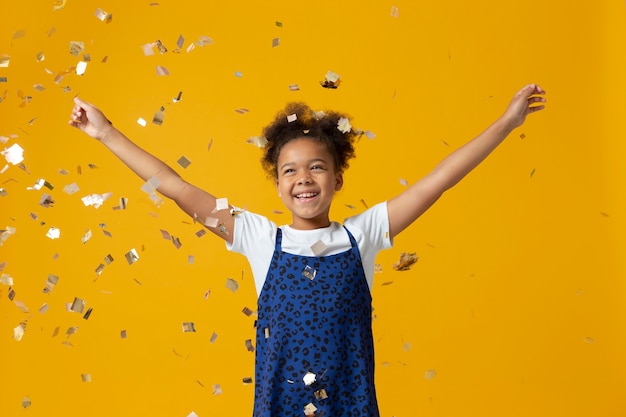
[276,137,343,230]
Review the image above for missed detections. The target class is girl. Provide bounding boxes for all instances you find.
[69,84,546,416]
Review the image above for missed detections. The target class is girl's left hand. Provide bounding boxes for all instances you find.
[502,84,546,129]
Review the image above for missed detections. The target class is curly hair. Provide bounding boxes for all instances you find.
[260,102,359,179]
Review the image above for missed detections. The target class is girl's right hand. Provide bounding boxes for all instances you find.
[68,97,114,141]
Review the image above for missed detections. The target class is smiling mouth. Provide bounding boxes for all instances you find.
[295,192,318,199]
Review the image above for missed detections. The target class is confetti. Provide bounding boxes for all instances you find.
[69,41,84,57]
[0,55,9,68]
[39,303,49,314]
[337,117,352,133]
[235,108,249,114]
[287,113,297,123]
[125,248,139,265]
[272,37,280,47]
[121,330,127,339]
[584,337,595,344]
[530,168,536,178]
[242,307,254,316]
[153,109,165,125]
[76,61,88,75]
[392,252,418,271]
[81,192,112,208]
[210,332,218,343]
[424,369,437,380]
[1,274,13,285]
[212,384,222,395]
[311,240,327,256]
[52,0,67,10]
[320,70,340,89]
[81,373,92,382]
[137,117,147,126]
[82,307,93,319]
[399,178,408,186]
[0,226,17,245]
[95,8,112,22]
[303,372,316,386]
[46,227,60,239]
[214,197,229,211]
[70,297,86,313]
[82,229,92,244]
[63,182,79,194]
[156,66,170,76]
[141,176,161,194]
[304,403,317,416]
[245,339,255,352]
[40,193,55,208]
[43,274,59,294]
[182,322,196,333]
[177,156,191,168]
[302,265,316,281]
[14,322,27,341]
[246,136,268,148]
[390,5,400,18]
[288,84,300,91]
[1,143,24,165]
[520,133,526,139]
[243,377,253,384]
[226,278,239,292]
[314,389,328,400]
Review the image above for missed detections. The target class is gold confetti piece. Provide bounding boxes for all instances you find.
[182,322,196,333]
[230,207,244,217]
[243,377,253,384]
[226,278,239,292]
[14,300,29,313]
[360,198,369,209]
[12,29,26,40]
[424,369,437,380]
[173,91,183,102]
[374,263,382,273]
[195,36,213,46]
[188,255,194,264]
[310,240,327,256]
[177,156,191,168]
[82,307,93,319]
[1,274,13,285]
[39,193,55,208]
[272,37,280,47]
[13,321,27,341]
[82,229,92,244]
[76,61,88,75]
[153,110,165,125]
[94,8,112,23]
[246,136,268,148]
[81,373,92,382]
[0,56,9,68]
[213,384,222,395]
[207,138,213,151]
[142,43,155,56]
[27,178,54,190]
[52,326,60,337]
[303,372,316,386]
[2,143,25,164]
[66,326,78,337]
[8,287,16,300]
[22,396,31,409]
[195,229,206,238]
[81,192,112,208]
[245,339,255,352]
[235,108,249,114]
[287,113,297,123]
[520,133,526,139]
[320,70,340,89]
[584,337,595,344]
[171,236,182,249]
[390,5,400,18]
[52,0,67,10]
[155,40,167,54]
[43,274,59,294]
[337,117,352,133]
[69,41,84,57]
[314,389,328,400]
[125,248,139,265]
[34,83,45,92]
[210,332,218,343]
[264,327,270,338]
[141,176,161,194]
[46,227,60,239]
[403,341,412,352]
[393,252,418,271]
[160,229,171,240]
[302,265,316,281]
[121,330,127,339]
[156,66,170,76]
[70,297,86,313]
[399,178,408,186]
[288,84,300,91]
[63,183,79,194]
[304,403,317,416]
[214,197,229,211]
[530,168,536,178]
[136,117,147,127]
[39,303,49,314]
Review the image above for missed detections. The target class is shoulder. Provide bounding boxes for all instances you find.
[227,209,277,254]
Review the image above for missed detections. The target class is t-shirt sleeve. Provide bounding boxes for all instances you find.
[345,201,393,252]
[226,209,277,293]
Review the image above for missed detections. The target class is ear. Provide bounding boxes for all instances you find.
[335,173,343,191]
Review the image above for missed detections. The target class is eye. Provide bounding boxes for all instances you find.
[282,168,295,175]
[311,165,325,171]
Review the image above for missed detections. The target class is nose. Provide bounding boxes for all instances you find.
[297,173,312,185]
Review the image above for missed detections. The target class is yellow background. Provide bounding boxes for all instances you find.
[1,1,625,416]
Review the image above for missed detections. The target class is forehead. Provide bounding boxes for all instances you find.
[277,137,332,162]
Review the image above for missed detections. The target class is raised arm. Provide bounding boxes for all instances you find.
[387,84,546,239]
[69,97,235,244]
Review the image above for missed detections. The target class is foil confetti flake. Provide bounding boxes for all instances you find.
[302,265,317,281]
[95,8,113,23]
[1,226,17,245]
[424,369,437,380]
[82,229,92,244]
[177,156,191,168]
[1,143,25,165]
[310,240,327,256]
[320,71,340,89]
[156,66,170,76]
[141,176,161,194]
[0,55,9,68]
[63,182,79,194]
[304,403,317,416]
[52,0,67,10]
[243,377,253,384]
[182,322,196,333]
[210,332,218,343]
[314,389,328,400]
[390,5,400,18]
[69,41,84,57]
[70,297,86,313]
[226,278,239,292]
[43,274,59,294]
[137,117,147,127]
[392,252,418,271]
[22,396,32,409]
[212,384,222,395]
[287,113,297,123]
[81,192,112,208]
[272,37,280,47]
[245,339,255,352]
[81,373,92,382]
[46,227,60,239]
[214,197,229,212]
[125,248,139,265]
[1,274,13,285]
[337,117,352,133]
[76,61,88,75]
[303,372,316,386]
[246,136,268,148]
[13,321,27,341]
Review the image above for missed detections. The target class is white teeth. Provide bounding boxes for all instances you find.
[296,192,317,198]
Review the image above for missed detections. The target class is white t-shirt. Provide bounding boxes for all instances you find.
[227,201,393,297]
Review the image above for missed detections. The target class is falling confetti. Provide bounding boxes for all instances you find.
[225,278,239,292]
[392,252,418,271]
[182,322,196,333]
[320,70,340,89]
[424,369,437,380]
[337,117,352,133]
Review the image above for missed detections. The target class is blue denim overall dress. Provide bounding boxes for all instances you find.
[253,227,380,416]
